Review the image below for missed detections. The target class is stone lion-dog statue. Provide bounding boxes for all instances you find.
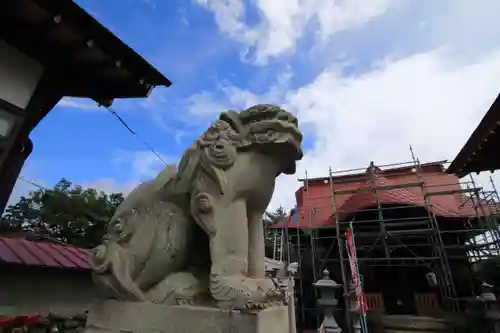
[90,104,303,310]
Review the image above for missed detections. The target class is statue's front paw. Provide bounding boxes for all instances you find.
[210,274,284,310]
[256,277,285,299]
[242,277,286,309]
[147,272,207,305]
[210,274,261,309]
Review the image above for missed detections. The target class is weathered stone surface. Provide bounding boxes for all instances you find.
[89,104,303,310]
[84,299,290,333]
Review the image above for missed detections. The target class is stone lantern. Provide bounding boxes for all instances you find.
[313,269,342,333]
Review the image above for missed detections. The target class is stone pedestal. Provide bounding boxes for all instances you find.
[84,300,290,333]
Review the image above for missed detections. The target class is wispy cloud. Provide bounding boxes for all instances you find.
[140,0,156,9]
[186,0,500,210]
[82,178,138,196]
[178,7,190,27]
[182,67,294,121]
[113,149,175,180]
[19,0,500,214]
[185,91,226,116]
[56,97,101,111]
[193,0,392,65]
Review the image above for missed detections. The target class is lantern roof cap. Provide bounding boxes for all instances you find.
[313,269,341,288]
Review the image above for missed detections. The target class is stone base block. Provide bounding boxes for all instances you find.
[84,299,290,333]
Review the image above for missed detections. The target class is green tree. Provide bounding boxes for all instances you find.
[263,206,288,225]
[1,178,124,248]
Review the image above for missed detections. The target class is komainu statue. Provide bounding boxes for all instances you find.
[90,104,303,310]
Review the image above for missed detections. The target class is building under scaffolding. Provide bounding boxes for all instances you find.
[270,155,500,330]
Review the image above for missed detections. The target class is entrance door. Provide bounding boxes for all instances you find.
[383,269,417,315]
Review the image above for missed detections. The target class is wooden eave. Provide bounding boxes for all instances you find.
[447,93,500,178]
[0,0,171,104]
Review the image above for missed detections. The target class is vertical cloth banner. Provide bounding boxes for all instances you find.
[345,227,368,314]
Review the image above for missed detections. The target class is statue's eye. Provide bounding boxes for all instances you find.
[113,219,123,234]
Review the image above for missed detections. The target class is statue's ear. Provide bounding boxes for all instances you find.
[170,149,200,195]
[220,110,245,135]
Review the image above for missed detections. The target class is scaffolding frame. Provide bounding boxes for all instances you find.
[274,149,500,330]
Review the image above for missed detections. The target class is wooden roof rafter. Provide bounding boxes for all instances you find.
[448,93,500,177]
[0,0,171,104]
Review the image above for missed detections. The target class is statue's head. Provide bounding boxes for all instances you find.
[196,104,303,175]
[237,104,303,174]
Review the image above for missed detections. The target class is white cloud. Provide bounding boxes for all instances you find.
[11,1,500,218]
[5,176,136,210]
[290,50,500,168]
[194,0,392,64]
[140,0,156,9]
[313,0,390,42]
[182,49,500,210]
[186,91,226,116]
[82,178,138,196]
[271,49,500,209]
[5,149,174,211]
[187,1,500,212]
[56,97,101,111]
[178,7,190,27]
[113,149,175,180]
[186,68,293,116]
[412,0,500,58]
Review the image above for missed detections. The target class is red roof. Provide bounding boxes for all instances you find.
[0,236,91,269]
[272,162,497,229]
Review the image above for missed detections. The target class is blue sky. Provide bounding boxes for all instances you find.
[10,0,500,209]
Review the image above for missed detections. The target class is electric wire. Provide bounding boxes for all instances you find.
[16,105,168,191]
[105,106,168,166]
[18,176,45,190]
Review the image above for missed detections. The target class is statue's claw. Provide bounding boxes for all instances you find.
[176,297,195,306]
[211,274,286,310]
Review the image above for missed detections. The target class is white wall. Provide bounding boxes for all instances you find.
[0,40,44,109]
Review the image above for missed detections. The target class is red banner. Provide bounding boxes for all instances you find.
[346,228,368,314]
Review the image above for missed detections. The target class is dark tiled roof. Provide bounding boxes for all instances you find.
[0,236,90,269]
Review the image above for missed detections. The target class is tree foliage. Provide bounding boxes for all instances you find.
[263,206,289,258]
[263,206,288,225]
[1,178,124,248]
